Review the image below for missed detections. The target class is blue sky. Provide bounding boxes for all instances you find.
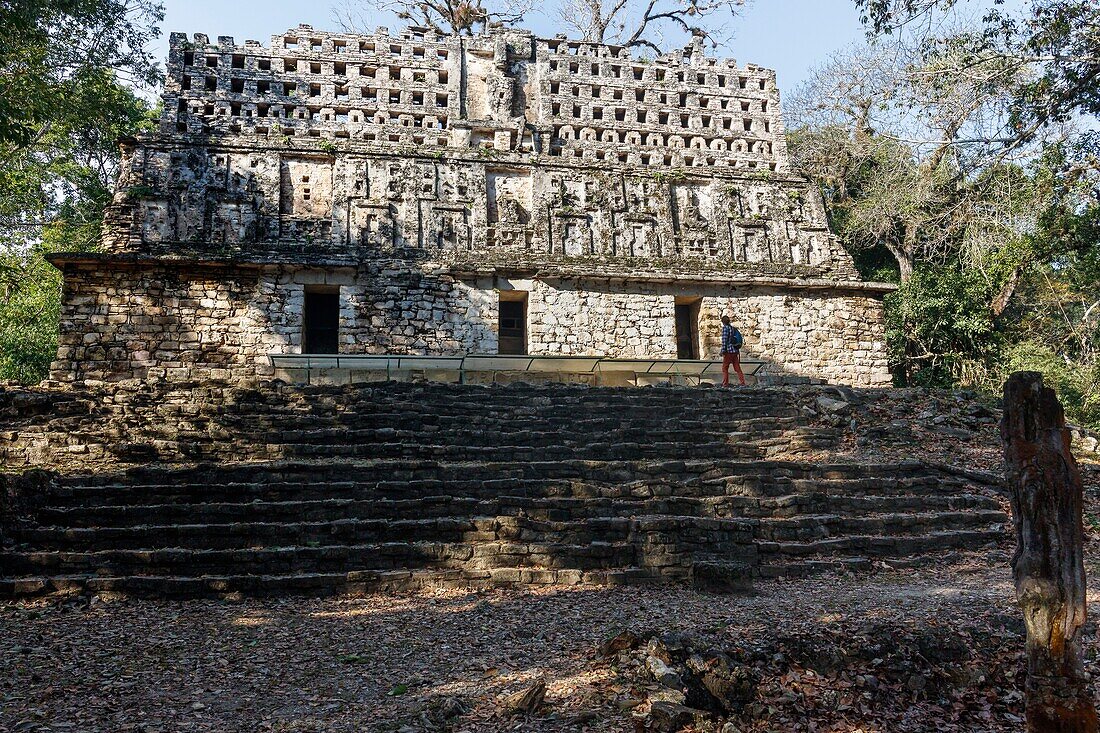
[153,0,868,92]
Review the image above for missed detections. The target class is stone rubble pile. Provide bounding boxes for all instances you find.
[600,614,1030,732]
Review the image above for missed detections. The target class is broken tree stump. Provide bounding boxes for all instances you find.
[1001,371,1098,733]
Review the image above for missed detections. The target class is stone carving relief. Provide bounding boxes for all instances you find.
[350,201,395,248]
[465,53,492,120]
[620,218,660,258]
[103,27,872,279]
[486,170,532,249]
[422,203,471,250]
[672,182,719,258]
[213,202,258,244]
[141,201,171,243]
[486,171,531,223]
[122,138,842,273]
[279,157,333,218]
[674,185,711,231]
[277,156,334,241]
[739,226,771,263]
[552,215,593,256]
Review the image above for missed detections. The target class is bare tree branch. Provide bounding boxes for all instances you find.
[555,0,747,53]
[334,0,531,36]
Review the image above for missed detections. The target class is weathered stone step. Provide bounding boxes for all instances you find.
[755,553,950,579]
[3,535,744,576]
[49,458,986,502]
[14,514,754,552]
[268,426,762,447]
[755,527,1007,560]
[0,380,1011,599]
[210,389,795,413]
[724,474,983,498]
[45,471,987,511]
[48,477,574,508]
[212,410,802,432]
[57,456,942,485]
[0,564,697,600]
[36,491,1004,527]
[719,493,1002,519]
[753,510,1008,542]
[208,415,800,437]
[242,439,745,462]
[140,404,801,437]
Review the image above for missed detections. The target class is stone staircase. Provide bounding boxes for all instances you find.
[0,382,1009,598]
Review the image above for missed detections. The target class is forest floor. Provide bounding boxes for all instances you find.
[2,545,1099,733]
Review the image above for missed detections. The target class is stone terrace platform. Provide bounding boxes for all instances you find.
[0,381,1008,598]
[269,353,770,387]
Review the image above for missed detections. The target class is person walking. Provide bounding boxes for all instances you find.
[720,315,746,387]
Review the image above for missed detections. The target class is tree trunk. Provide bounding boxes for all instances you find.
[1001,371,1098,733]
[991,265,1023,317]
[884,241,914,282]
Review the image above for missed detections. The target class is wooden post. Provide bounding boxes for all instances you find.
[1001,371,1098,733]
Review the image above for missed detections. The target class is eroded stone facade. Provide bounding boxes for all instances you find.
[49,24,893,386]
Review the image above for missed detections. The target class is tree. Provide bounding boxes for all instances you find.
[0,0,161,382]
[883,263,1003,385]
[791,4,1100,394]
[804,0,1100,286]
[337,0,745,50]
[1002,371,1098,733]
[333,0,531,36]
[854,1,1100,148]
[554,0,747,52]
[788,39,1041,282]
[0,0,162,148]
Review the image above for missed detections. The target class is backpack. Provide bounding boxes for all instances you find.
[731,328,744,349]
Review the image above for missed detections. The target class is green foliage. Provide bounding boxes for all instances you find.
[337,653,369,664]
[124,185,156,201]
[880,256,1100,430]
[0,1,158,383]
[1002,341,1100,429]
[849,243,900,283]
[789,4,1100,428]
[0,245,63,383]
[651,168,686,185]
[0,0,163,147]
[884,264,1002,387]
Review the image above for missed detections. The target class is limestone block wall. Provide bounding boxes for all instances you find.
[525,281,676,357]
[54,265,289,382]
[519,279,889,386]
[51,263,889,386]
[51,263,500,382]
[698,290,890,387]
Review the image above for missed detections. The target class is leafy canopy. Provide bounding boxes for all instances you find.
[0,0,161,382]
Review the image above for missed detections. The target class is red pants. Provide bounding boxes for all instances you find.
[722,352,745,386]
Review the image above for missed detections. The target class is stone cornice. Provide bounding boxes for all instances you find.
[46,251,897,293]
[447,262,897,293]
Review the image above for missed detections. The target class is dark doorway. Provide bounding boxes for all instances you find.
[304,289,340,354]
[675,300,700,359]
[498,294,527,355]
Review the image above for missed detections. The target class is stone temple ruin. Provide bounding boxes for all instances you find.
[0,27,1013,601]
[47,24,894,386]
